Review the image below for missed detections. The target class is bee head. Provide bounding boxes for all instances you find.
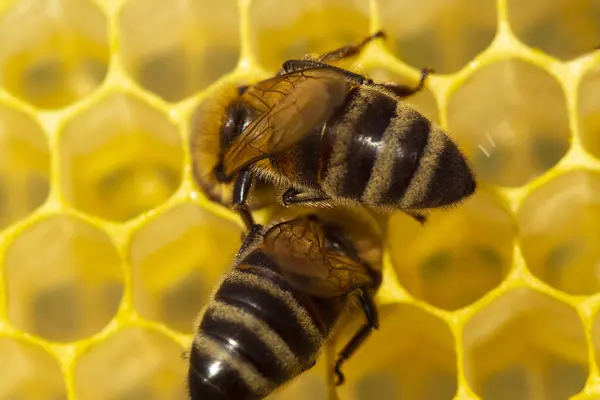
[213,89,255,183]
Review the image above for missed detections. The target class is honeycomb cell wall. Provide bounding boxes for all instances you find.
[1,0,600,399]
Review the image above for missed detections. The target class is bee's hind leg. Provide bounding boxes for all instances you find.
[281,187,331,207]
[333,287,379,386]
[376,67,434,98]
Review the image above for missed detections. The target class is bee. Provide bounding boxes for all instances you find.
[190,30,476,230]
[186,211,382,400]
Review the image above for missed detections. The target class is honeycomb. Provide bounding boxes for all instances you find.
[2,0,600,399]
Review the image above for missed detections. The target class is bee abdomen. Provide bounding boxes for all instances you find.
[188,262,325,400]
[215,271,323,362]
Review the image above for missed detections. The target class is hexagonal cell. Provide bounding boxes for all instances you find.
[519,170,600,295]
[74,326,186,400]
[447,59,570,187]
[362,65,439,124]
[508,0,600,60]
[0,0,109,109]
[377,0,496,74]
[189,79,276,210]
[60,93,182,222]
[334,304,457,400]
[463,288,588,400]
[388,190,514,311]
[0,336,65,399]
[0,106,49,231]
[119,0,240,102]
[249,0,370,72]
[578,65,600,160]
[4,215,123,342]
[129,203,243,333]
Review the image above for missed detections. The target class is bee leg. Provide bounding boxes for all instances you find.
[238,222,264,254]
[281,187,330,206]
[281,60,371,84]
[233,168,255,231]
[334,288,379,386]
[376,67,434,98]
[404,210,428,225]
[315,30,387,64]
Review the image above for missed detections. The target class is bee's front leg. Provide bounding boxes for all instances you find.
[315,30,387,64]
[232,168,255,231]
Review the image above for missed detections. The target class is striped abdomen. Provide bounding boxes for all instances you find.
[272,86,476,209]
[188,251,346,400]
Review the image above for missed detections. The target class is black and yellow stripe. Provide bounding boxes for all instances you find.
[338,89,397,198]
[263,81,475,213]
[367,104,431,206]
[318,87,430,205]
[313,86,475,209]
[320,86,371,195]
[188,250,344,400]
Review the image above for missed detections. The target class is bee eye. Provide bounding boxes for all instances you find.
[323,225,362,261]
[329,239,343,251]
[325,230,347,253]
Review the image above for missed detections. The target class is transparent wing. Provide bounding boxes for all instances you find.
[221,68,348,177]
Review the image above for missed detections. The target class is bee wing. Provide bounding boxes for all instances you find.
[261,226,374,298]
[221,68,348,177]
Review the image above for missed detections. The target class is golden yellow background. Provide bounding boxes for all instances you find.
[1,0,600,399]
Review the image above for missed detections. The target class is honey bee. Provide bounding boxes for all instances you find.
[190,30,477,230]
[186,211,382,400]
